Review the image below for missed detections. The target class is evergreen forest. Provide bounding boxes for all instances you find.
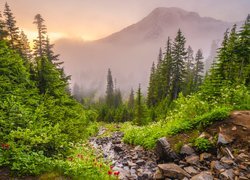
[0,3,249,179]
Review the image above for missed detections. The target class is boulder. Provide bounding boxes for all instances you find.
[158,163,191,179]
[155,137,179,162]
[180,144,195,156]
[191,171,213,180]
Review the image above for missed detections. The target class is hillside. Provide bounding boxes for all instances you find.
[55,7,233,94]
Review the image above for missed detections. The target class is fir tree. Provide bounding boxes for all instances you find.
[236,15,250,84]
[128,88,135,109]
[160,37,173,100]
[171,29,187,100]
[193,49,204,91]
[114,88,122,108]
[183,45,195,95]
[3,3,20,49]
[33,14,47,58]
[19,30,32,67]
[0,11,7,40]
[134,84,146,125]
[147,62,157,107]
[106,68,114,107]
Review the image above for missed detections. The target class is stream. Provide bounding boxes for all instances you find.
[89,127,158,180]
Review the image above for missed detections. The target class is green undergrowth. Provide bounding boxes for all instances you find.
[123,85,250,149]
[0,142,116,179]
[122,107,230,149]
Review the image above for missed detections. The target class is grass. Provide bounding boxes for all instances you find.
[122,107,230,149]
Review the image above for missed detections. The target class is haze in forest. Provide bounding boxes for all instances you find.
[4,0,250,96]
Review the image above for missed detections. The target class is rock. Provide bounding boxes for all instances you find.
[185,155,200,165]
[134,145,144,151]
[114,144,123,152]
[158,163,191,179]
[199,132,212,139]
[237,153,248,161]
[184,166,199,176]
[191,171,213,180]
[180,144,195,156]
[231,111,250,129]
[220,156,234,165]
[217,133,234,145]
[135,159,145,166]
[155,137,179,162]
[153,169,164,180]
[128,161,137,167]
[239,176,249,180]
[232,126,237,131]
[238,164,247,170]
[112,140,121,144]
[132,154,138,160]
[200,153,212,161]
[211,160,225,172]
[220,169,234,180]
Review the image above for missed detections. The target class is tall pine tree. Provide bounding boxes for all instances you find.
[171,29,187,100]
[3,3,20,49]
[106,68,114,107]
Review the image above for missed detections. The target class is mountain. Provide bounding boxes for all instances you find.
[54,7,233,97]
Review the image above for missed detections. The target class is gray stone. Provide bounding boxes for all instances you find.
[153,169,164,180]
[155,137,179,162]
[136,159,145,166]
[158,163,191,179]
[220,169,234,180]
[185,155,200,165]
[199,132,212,139]
[211,160,225,172]
[128,161,137,167]
[200,153,212,161]
[114,144,123,152]
[220,156,234,165]
[191,171,214,180]
[184,166,199,176]
[180,144,195,156]
[217,133,234,145]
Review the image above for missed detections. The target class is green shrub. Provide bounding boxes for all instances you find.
[194,138,213,152]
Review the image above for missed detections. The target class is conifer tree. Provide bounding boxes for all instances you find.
[236,15,250,84]
[157,48,163,69]
[3,3,20,49]
[19,30,32,67]
[33,14,47,58]
[106,68,114,107]
[171,29,187,100]
[160,37,173,99]
[0,11,7,40]
[128,88,135,109]
[114,88,122,108]
[134,84,146,125]
[193,49,204,91]
[147,62,157,107]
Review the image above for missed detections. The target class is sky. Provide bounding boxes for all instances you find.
[1,0,250,42]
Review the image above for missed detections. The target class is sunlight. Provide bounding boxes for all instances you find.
[23,29,67,48]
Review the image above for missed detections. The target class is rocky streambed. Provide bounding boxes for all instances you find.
[89,130,158,179]
[90,111,250,180]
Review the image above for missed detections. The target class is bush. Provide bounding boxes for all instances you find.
[194,138,213,152]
